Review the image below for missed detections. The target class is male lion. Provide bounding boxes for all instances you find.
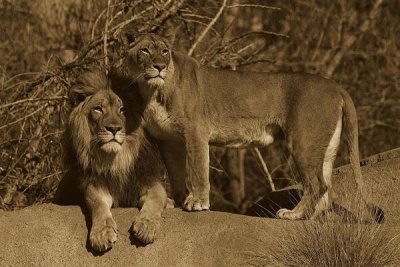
[122,33,381,222]
[54,67,168,251]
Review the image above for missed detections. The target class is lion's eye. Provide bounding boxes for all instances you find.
[140,48,150,55]
[162,49,169,55]
[93,106,103,113]
[120,107,127,114]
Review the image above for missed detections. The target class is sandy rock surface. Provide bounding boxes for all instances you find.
[1,149,399,266]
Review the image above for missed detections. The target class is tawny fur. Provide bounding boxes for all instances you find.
[119,33,382,222]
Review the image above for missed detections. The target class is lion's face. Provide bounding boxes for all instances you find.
[127,34,171,88]
[83,90,127,154]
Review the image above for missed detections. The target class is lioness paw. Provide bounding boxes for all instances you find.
[89,218,118,252]
[132,213,161,244]
[276,208,304,220]
[183,194,210,211]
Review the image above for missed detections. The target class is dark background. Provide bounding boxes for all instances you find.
[0,0,399,212]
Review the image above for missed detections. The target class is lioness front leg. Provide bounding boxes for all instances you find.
[85,184,118,252]
[183,127,210,211]
[159,141,187,206]
[132,182,167,243]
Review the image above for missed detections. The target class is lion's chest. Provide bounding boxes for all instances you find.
[144,102,182,141]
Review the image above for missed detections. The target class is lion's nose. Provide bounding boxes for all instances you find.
[153,64,166,72]
[105,126,122,135]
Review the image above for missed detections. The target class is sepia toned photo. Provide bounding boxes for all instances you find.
[1,0,399,266]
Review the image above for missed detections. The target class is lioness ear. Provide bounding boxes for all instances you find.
[159,21,182,48]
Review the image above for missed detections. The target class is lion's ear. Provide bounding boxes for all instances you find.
[68,85,93,106]
[69,67,108,106]
[120,28,138,47]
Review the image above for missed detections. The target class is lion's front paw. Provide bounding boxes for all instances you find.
[276,208,304,220]
[183,194,210,211]
[132,213,161,244]
[89,218,118,252]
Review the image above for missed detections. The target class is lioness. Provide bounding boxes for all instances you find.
[123,33,379,221]
[54,67,168,251]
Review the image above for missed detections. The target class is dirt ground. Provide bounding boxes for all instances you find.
[1,149,399,266]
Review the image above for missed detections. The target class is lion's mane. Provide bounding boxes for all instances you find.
[54,68,165,207]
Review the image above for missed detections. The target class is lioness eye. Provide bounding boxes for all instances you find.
[93,106,103,113]
[140,48,150,55]
[162,49,169,55]
[120,107,127,114]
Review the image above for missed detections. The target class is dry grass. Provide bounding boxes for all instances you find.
[271,193,399,267]
[272,221,399,266]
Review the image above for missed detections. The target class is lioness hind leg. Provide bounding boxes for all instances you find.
[132,181,167,243]
[276,168,321,220]
[85,185,118,252]
[276,145,327,220]
[311,114,342,219]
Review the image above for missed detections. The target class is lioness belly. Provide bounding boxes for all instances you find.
[210,125,274,148]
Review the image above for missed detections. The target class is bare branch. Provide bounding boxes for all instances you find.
[0,104,48,131]
[227,31,289,47]
[0,96,68,110]
[324,0,383,77]
[91,8,106,40]
[188,0,227,56]
[103,0,112,71]
[253,148,275,192]
[181,18,221,38]
[226,4,280,11]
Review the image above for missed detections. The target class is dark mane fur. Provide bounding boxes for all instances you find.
[54,67,165,207]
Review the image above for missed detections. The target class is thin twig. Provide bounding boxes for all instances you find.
[238,58,276,66]
[180,12,212,21]
[226,4,281,11]
[0,104,48,131]
[91,2,124,40]
[103,0,112,71]
[0,96,68,110]
[181,18,221,38]
[3,72,40,86]
[253,148,276,191]
[91,8,107,40]
[227,31,289,47]
[22,171,65,193]
[109,5,154,34]
[188,0,227,56]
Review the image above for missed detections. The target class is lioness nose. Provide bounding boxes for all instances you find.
[153,64,166,72]
[105,126,122,135]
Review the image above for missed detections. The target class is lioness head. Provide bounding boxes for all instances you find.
[69,70,128,155]
[125,33,172,88]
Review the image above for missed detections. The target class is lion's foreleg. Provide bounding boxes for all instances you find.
[132,181,167,243]
[183,127,210,211]
[84,184,118,252]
